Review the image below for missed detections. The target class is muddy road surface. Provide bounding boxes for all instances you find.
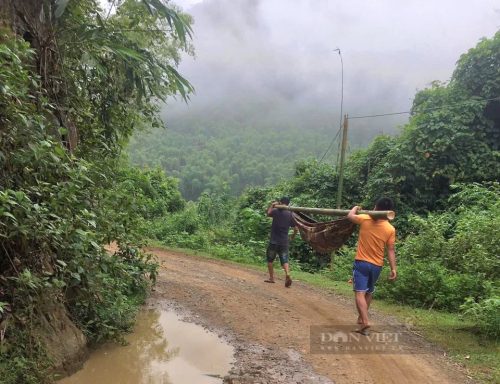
[150,248,471,384]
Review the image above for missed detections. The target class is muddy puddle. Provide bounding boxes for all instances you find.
[58,309,234,384]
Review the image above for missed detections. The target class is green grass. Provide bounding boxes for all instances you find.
[292,270,499,383]
[369,301,499,383]
[151,244,499,383]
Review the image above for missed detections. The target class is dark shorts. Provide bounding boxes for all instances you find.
[352,260,382,294]
[266,243,289,265]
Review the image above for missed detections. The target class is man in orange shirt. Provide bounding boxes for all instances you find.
[347,198,397,334]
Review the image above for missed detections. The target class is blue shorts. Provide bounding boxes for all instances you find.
[266,243,289,265]
[352,260,382,294]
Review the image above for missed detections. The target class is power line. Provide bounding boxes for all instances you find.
[318,126,342,162]
[319,48,344,163]
[349,95,500,120]
[316,94,499,165]
[106,0,117,19]
[334,48,343,172]
[349,111,410,119]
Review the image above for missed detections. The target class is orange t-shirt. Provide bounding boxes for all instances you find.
[355,214,396,267]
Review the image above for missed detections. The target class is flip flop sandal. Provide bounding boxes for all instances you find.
[354,326,371,336]
[264,279,276,283]
[285,275,292,287]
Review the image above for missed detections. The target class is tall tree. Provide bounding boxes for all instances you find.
[0,1,194,381]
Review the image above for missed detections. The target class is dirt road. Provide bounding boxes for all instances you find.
[149,248,471,384]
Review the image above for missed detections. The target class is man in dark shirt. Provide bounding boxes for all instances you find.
[266,196,298,287]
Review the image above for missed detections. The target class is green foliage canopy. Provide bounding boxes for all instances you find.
[0,1,193,382]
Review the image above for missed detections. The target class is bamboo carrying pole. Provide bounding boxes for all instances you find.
[274,205,395,220]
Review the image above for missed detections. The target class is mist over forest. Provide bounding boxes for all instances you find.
[128,0,500,199]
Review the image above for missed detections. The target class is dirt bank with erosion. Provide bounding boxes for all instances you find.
[148,248,474,384]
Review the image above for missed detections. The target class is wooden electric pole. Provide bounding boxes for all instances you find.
[336,114,349,208]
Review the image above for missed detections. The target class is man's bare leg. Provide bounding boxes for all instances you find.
[355,291,370,332]
[358,292,373,324]
[283,262,292,287]
[355,292,363,323]
[282,262,290,276]
[266,262,275,282]
[366,292,373,310]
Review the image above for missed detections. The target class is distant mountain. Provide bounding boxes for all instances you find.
[128,98,405,200]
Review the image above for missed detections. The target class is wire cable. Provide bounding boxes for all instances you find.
[318,126,342,162]
[319,48,344,163]
[349,95,500,120]
[106,0,117,19]
[349,111,410,119]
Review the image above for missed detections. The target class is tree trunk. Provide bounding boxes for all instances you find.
[0,0,78,152]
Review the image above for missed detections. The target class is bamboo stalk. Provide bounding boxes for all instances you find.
[275,205,395,220]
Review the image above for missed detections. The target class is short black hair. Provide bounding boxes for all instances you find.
[279,196,290,205]
[375,197,394,211]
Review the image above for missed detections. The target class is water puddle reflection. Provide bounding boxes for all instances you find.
[59,309,234,384]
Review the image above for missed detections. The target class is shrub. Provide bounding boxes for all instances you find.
[442,206,499,279]
[325,247,356,281]
[461,297,500,338]
[377,260,491,311]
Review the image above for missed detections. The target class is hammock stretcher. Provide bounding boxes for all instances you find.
[275,205,395,254]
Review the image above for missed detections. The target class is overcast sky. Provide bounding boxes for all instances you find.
[162,0,499,138]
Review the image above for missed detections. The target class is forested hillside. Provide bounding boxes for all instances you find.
[128,98,402,200]
[129,111,327,200]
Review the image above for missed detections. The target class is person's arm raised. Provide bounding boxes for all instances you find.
[267,201,278,217]
[347,206,363,224]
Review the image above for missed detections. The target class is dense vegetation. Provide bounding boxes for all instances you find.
[128,114,332,200]
[0,1,192,382]
[127,99,400,200]
[143,32,500,340]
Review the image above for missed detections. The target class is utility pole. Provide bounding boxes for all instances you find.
[336,114,349,208]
